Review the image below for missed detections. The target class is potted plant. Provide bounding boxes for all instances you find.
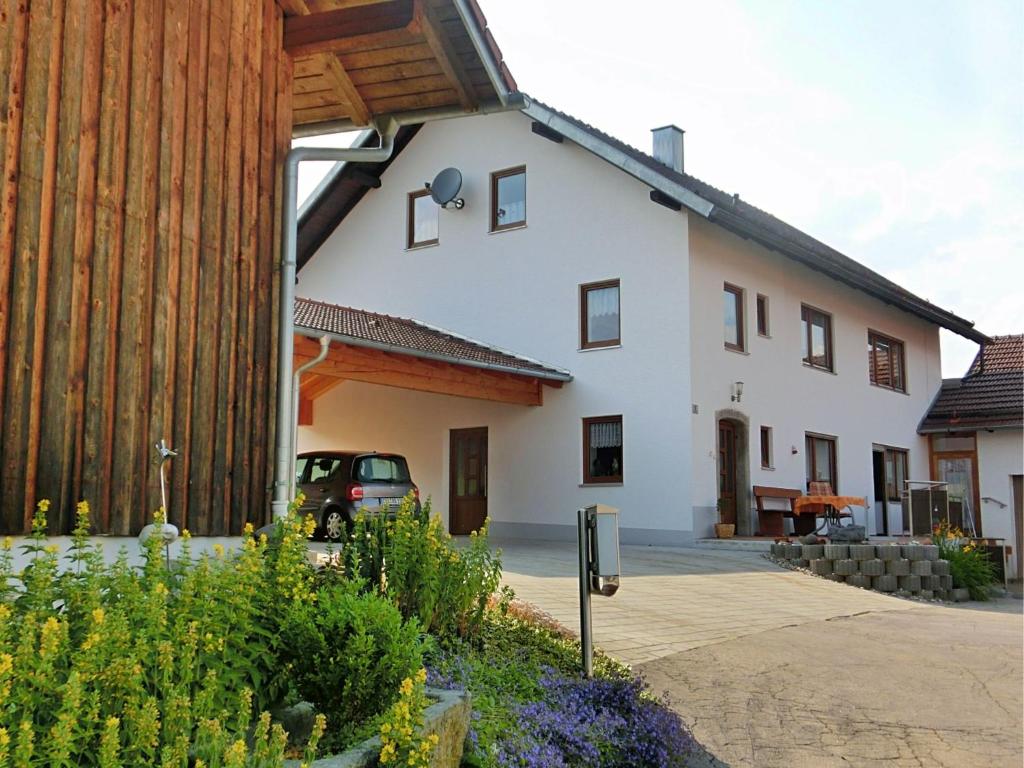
[714,498,735,539]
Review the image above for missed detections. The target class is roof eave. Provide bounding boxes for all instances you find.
[918,420,1023,435]
[293,324,573,383]
[522,98,715,218]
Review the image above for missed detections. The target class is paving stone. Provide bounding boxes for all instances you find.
[802,544,824,560]
[849,544,877,560]
[885,558,910,576]
[833,559,858,576]
[911,560,932,576]
[859,559,884,577]
[872,574,898,592]
[823,544,848,560]
[875,545,902,560]
[898,574,921,592]
[931,559,950,576]
[810,558,832,576]
[847,573,872,589]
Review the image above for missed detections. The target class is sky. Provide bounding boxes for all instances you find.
[297,0,1022,377]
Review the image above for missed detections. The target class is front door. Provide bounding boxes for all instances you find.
[718,420,737,526]
[450,427,487,534]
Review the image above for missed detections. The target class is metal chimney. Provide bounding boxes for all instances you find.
[651,125,684,174]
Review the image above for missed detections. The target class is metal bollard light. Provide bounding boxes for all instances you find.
[578,504,621,678]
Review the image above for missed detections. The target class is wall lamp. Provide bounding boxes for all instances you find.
[731,381,744,403]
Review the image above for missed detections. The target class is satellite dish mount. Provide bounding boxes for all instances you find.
[425,167,464,210]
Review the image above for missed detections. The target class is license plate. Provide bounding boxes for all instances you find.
[379,497,405,508]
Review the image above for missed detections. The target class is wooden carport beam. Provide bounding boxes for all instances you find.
[415,0,474,109]
[283,2,419,58]
[319,53,371,125]
[294,335,546,406]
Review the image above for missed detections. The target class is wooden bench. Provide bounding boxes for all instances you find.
[753,486,809,537]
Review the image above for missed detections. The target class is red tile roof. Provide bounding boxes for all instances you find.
[919,334,1023,433]
[294,297,571,381]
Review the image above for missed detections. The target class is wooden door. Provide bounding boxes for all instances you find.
[718,420,737,526]
[450,428,488,535]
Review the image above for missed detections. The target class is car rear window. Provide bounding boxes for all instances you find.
[355,456,410,484]
[307,457,343,484]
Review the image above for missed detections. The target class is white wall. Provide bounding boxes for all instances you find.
[687,216,943,538]
[977,429,1023,577]
[298,111,695,542]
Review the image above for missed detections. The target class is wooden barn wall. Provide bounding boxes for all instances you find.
[0,0,292,535]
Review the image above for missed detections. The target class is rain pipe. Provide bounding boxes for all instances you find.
[272,118,399,521]
[289,334,330,500]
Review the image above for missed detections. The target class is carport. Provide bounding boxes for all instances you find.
[292,298,572,419]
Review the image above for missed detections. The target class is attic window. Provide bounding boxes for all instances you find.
[407,190,438,249]
[491,166,526,231]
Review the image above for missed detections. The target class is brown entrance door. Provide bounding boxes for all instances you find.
[718,420,737,526]
[450,427,487,534]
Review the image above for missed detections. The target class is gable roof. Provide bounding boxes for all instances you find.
[919,334,1023,433]
[297,95,988,344]
[294,297,572,382]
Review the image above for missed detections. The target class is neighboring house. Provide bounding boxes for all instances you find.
[920,335,1024,579]
[294,97,987,546]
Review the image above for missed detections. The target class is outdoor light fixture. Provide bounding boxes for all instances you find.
[731,381,744,402]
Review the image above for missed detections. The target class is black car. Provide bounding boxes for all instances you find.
[295,451,420,540]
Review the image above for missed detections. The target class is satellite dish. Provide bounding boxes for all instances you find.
[425,167,464,209]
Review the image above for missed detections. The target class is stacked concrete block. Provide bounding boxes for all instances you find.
[886,558,910,576]
[910,560,932,577]
[876,545,902,561]
[952,588,970,602]
[849,544,876,560]
[802,544,825,560]
[898,574,921,592]
[834,559,859,576]
[823,544,849,560]
[860,559,885,577]
[872,574,897,592]
[770,539,970,601]
[810,559,832,576]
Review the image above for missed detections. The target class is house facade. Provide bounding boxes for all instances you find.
[296,101,986,545]
[920,335,1023,579]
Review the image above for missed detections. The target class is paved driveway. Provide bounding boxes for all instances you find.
[498,540,1023,768]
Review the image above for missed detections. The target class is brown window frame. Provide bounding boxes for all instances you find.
[723,283,745,352]
[580,279,621,350]
[490,165,526,232]
[406,189,438,249]
[801,304,834,372]
[760,426,773,469]
[583,415,623,484]
[868,330,907,392]
[805,432,838,492]
[756,294,770,337]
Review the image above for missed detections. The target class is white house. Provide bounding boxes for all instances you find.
[919,334,1023,580]
[293,97,988,546]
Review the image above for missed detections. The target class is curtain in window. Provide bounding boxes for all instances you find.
[590,420,622,448]
[587,286,619,342]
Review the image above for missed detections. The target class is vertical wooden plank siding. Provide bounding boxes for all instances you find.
[0,0,291,535]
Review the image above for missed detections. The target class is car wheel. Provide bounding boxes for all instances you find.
[323,509,346,542]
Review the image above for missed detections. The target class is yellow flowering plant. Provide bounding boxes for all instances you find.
[378,668,439,768]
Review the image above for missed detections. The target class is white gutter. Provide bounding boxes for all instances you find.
[289,335,330,500]
[272,118,400,522]
[522,98,715,218]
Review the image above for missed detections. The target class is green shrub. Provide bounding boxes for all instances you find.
[933,523,998,600]
[0,499,321,766]
[278,583,423,752]
[344,495,502,639]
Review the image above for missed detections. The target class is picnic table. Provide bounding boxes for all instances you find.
[793,495,867,531]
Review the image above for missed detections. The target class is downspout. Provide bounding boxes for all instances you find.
[272,117,399,520]
[289,334,330,500]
